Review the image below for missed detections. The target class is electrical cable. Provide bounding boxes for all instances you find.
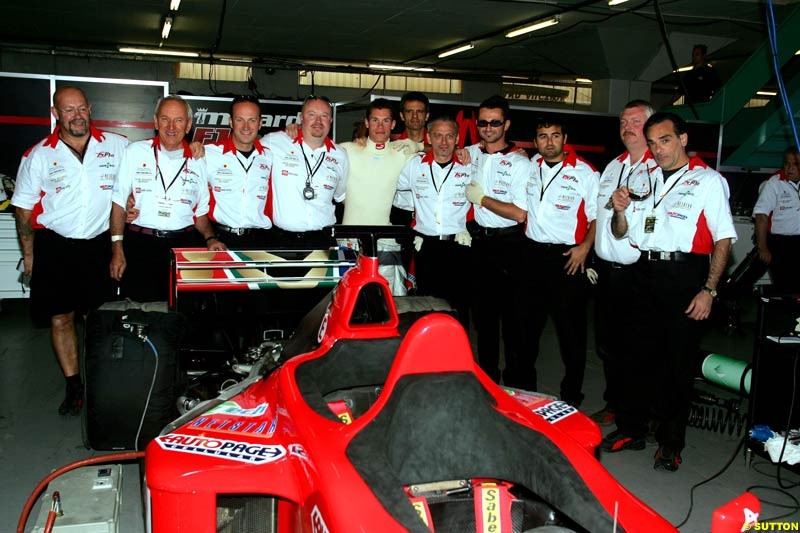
[673,435,745,529]
[16,451,145,533]
[765,0,800,151]
[744,485,800,522]
[134,336,160,452]
[774,351,799,489]
[360,74,385,98]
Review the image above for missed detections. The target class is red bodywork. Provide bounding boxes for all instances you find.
[146,252,759,533]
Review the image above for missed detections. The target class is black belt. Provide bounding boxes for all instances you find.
[216,224,264,236]
[127,224,194,239]
[472,224,522,238]
[416,232,456,241]
[274,227,326,239]
[529,240,572,253]
[638,250,703,262]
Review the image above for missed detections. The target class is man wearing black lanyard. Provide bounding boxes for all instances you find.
[203,95,274,249]
[260,95,348,249]
[396,116,473,330]
[521,117,599,406]
[110,95,223,302]
[609,112,735,471]
[462,95,530,384]
[590,100,656,428]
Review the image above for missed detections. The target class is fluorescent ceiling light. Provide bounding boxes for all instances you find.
[216,56,254,63]
[505,17,559,38]
[756,90,777,96]
[608,0,630,5]
[576,77,592,83]
[502,75,528,80]
[369,64,435,72]
[170,0,181,10]
[161,17,173,39]
[674,65,693,72]
[438,43,474,58]
[118,47,199,58]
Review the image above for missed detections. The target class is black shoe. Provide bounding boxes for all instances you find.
[589,405,616,426]
[600,430,646,453]
[58,383,83,416]
[653,446,681,472]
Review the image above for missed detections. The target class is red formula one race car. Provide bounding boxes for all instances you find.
[144,227,759,533]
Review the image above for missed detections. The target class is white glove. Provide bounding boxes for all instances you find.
[465,181,485,205]
[586,267,598,285]
[414,236,424,252]
[455,231,472,247]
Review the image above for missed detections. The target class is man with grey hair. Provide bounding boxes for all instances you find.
[590,100,658,428]
[110,94,223,302]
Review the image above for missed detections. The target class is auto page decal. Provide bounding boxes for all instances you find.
[155,433,286,464]
[531,400,578,424]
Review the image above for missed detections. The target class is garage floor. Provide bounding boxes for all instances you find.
[2,293,799,532]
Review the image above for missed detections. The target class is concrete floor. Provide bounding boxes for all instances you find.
[2,293,799,532]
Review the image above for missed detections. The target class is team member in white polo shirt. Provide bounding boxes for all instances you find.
[261,95,348,249]
[462,95,530,384]
[12,85,128,416]
[753,147,800,293]
[110,95,222,302]
[522,116,599,406]
[397,116,472,330]
[609,112,735,471]
[205,95,274,249]
[590,100,657,427]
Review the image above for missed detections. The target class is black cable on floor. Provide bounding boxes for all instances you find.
[775,352,799,490]
[674,435,745,529]
[744,485,800,522]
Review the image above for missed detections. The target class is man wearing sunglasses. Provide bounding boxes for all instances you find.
[609,112,735,472]
[12,85,129,416]
[461,95,530,384]
[203,95,274,249]
[261,95,348,249]
[521,117,599,406]
[591,100,657,430]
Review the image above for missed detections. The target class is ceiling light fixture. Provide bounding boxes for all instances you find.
[438,43,474,58]
[161,16,173,39]
[576,78,592,83]
[369,64,435,72]
[608,0,630,5]
[502,75,528,80]
[118,46,199,57]
[170,0,181,10]
[756,90,777,96]
[505,17,559,38]
[674,65,693,72]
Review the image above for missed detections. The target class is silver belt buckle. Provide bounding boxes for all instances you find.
[233,227,246,235]
[659,251,670,260]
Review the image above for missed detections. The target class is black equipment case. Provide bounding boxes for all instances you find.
[82,301,186,451]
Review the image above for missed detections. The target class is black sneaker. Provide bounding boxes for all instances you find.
[600,430,646,453]
[58,383,83,416]
[653,446,682,472]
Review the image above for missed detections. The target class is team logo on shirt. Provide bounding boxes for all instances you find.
[179,198,193,205]
[259,164,269,170]
[672,201,692,210]
[498,170,511,177]
[562,175,578,183]
[667,211,687,220]
[325,156,339,165]
[454,172,469,178]
[681,179,700,187]
[281,170,289,176]
[96,151,115,158]
[554,204,570,210]
[499,160,512,167]
[100,184,113,190]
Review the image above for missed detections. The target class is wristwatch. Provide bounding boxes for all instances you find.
[701,285,718,298]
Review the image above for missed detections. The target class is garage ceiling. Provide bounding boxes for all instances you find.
[1,0,797,84]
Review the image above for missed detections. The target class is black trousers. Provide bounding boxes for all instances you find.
[121,228,201,303]
[593,258,635,411]
[414,235,471,331]
[271,228,334,250]
[616,254,709,451]
[470,228,525,384]
[767,234,800,294]
[520,240,590,405]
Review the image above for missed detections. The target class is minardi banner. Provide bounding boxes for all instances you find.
[182,96,305,144]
